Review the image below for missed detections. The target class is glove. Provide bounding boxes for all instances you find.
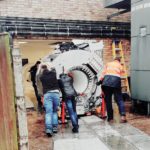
[96,80,103,86]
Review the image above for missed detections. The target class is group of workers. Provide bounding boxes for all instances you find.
[29,62,79,137]
[29,56,127,137]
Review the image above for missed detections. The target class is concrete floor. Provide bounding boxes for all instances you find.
[53,116,150,150]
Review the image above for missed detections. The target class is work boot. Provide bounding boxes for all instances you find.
[120,116,127,123]
[72,125,79,133]
[53,126,58,133]
[72,128,79,133]
[46,129,53,137]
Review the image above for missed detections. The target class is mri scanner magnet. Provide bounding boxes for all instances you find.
[41,40,104,115]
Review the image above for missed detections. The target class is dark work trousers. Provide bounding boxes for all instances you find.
[32,83,42,108]
[102,86,126,121]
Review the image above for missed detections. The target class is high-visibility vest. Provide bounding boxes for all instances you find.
[101,60,123,79]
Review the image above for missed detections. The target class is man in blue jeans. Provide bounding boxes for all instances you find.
[59,72,79,133]
[40,65,60,137]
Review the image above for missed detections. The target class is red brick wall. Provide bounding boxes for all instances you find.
[0,0,131,74]
[0,0,130,22]
[102,38,131,75]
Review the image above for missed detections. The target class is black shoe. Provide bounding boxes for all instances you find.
[120,116,127,123]
[72,127,79,133]
[53,127,58,133]
[46,129,53,137]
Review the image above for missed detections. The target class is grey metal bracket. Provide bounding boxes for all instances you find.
[107,9,130,21]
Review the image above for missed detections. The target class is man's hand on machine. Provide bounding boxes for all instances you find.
[96,80,103,86]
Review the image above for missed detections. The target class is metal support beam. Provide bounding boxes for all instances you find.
[107,9,130,21]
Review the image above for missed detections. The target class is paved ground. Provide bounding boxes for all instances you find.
[27,110,150,150]
[53,116,150,150]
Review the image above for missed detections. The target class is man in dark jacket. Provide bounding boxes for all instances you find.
[40,65,60,137]
[29,61,43,112]
[59,72,79,133]
[97,57,127,123]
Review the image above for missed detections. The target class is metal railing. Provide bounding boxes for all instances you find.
[0,17,130,38]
